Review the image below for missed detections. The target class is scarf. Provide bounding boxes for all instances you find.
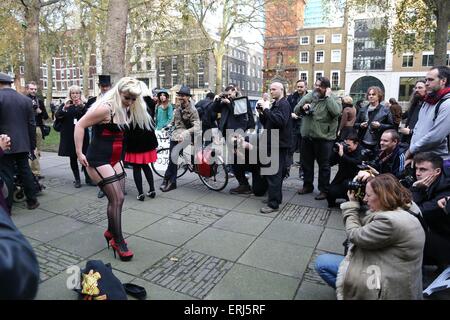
[424,87,450,105]
[378,145,399,165]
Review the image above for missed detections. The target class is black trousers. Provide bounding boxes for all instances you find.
[264,148,289,209]
[423,231,450,267]
[327,179,351,206]
[301,137,333,193]
[0,152,37,210]
[234,163,268,196]
[164,140,180,183]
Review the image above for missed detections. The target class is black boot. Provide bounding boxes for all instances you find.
[160,179,168,191]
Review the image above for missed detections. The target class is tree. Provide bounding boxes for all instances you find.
[184,0,266,93]
[343,0,450,65]
[19,0,61,85]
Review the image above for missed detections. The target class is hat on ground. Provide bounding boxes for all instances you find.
[176,85,192,97]
[98,75,111,86]
[0,72,13,84]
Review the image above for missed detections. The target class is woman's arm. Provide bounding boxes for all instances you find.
[74,105,109,167]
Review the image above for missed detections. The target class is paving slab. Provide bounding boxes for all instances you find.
[96,208,165,235]
[183,227,256,262]
[206,263,300,300]
[136,217,206,246]
[21,215,88,243]
[11,208,56,228]
[195,192,247,210]
[326,209,345,230]
[130,278,197,300]
[238,238,314,279]
[212,211,272,236]
[260,219,323,248]
[130,197,190,216]
[295,281,336,300]
[316,228,348,254]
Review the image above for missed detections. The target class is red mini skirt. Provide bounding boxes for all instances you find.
[125,149,157,164]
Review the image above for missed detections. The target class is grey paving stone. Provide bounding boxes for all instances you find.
[11,208,56,228]
[130,278,197,300]
[238,238,314,279]
[183,228,255,262]
[195,192,246,210]
[21,215,88,243]
[233,197,280,218]
[130,197,189,216]
[35,270,82,300]
[89,236,175,276]
[326,209,345,230]
[48,224,109,258]
[317,228,348,254]
[35,190,69,204]
[260,219,323,248]
[136,217,206,246]
[38,195,96,215]
[289,193,330,209]
[169,203,229,226]
[295,281,336,300]
[278,203,330,226]
[206,264,300,300]
[158,185,212,202]
[115,208,164,234]
[141,248,233,299]
[212,211,272,236]
[302,249,332,286]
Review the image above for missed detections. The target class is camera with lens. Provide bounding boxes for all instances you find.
[347,180,366,201]
[332,141,349,153]
[399,165,416,188]
[360,148,375,162]
[303,104,314,116]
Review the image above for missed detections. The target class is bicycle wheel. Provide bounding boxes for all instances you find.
[151,148,188,178]
[198,161,228,191]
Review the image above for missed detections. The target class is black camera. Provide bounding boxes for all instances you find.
[360,148,374,162]
[399,165,416,188]
[347,180,366,201]
[256,102,263,111]
[333,141,349,153]
[303,104,314,116]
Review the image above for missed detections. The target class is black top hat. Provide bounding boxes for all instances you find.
[176,85,192,97]
[98,75,111,86]
[0,72,13,84]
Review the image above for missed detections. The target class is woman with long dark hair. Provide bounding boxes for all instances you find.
[74,77,152,261]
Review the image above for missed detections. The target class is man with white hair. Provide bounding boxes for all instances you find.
[257,82,292,213]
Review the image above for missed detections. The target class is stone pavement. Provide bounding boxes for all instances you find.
[10,152,448,300]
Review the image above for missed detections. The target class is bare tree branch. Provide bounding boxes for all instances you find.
[41,0,61,7]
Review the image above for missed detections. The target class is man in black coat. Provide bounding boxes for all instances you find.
[410,152,450,269]
[258,82,292,213]
[212,85,255,193]
[26,81,48,179]
[327,134,363,208]
[0,73,39,211]
[195,91,217,136]
[0,205,40,299]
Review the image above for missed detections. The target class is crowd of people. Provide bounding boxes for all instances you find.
[1,64,450,299]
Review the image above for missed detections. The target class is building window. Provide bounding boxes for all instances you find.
[43,80,47,89]
[331,71,340,89]
[198,73,205,87]
[198,56,204,71]
[136,61,142,71]
[331,50,341,63]
[172,74,178,87]
[300,36,309,45]
[159,76,165,87]
[314,71,323,83]
[20,66,25,74]
[159,59,165,73]
[146,60,152,70]
[315,51,325,63]
[315,35,325,44]
[422,54,434,67]
[332,34,342,44]
[172,57,177,72]
[299,72,308,83]
[300,52,309,63]
[402,54,414,67]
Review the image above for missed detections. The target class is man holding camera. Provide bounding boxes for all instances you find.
[327,134,364,208]
[258,82,292,213]
[294,77,341,200]
[26,81,48,180]
[212,85,255,193]
[410,152,450,270]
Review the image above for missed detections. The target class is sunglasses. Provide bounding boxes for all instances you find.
[123,95,137,101]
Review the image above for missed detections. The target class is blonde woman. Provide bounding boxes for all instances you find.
[55,85,91,188]
[74,77,151,261]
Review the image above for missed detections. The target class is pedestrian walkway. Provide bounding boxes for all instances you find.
[10,152,448,300]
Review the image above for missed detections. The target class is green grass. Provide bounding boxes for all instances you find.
[41,123,60,152]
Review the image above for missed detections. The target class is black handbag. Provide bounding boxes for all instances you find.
[41,125,51,137]
[53,118,62,132]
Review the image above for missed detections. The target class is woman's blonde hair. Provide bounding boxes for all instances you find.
[65,85,87,104]
[367,173,412,211]
[90,77,152,130]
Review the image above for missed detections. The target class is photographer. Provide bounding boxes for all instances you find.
[315,174,425,300]
[294,77,341,200]
[410,152,450,269]
[370,129,407,178]
[327,134,363,208]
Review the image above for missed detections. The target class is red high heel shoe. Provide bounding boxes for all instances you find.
[110,239,134,261]
[104,230,127,249]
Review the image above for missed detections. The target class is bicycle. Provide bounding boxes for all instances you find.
[150,127,228,191]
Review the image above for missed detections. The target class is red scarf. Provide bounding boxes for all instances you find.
[424,87,450,105]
